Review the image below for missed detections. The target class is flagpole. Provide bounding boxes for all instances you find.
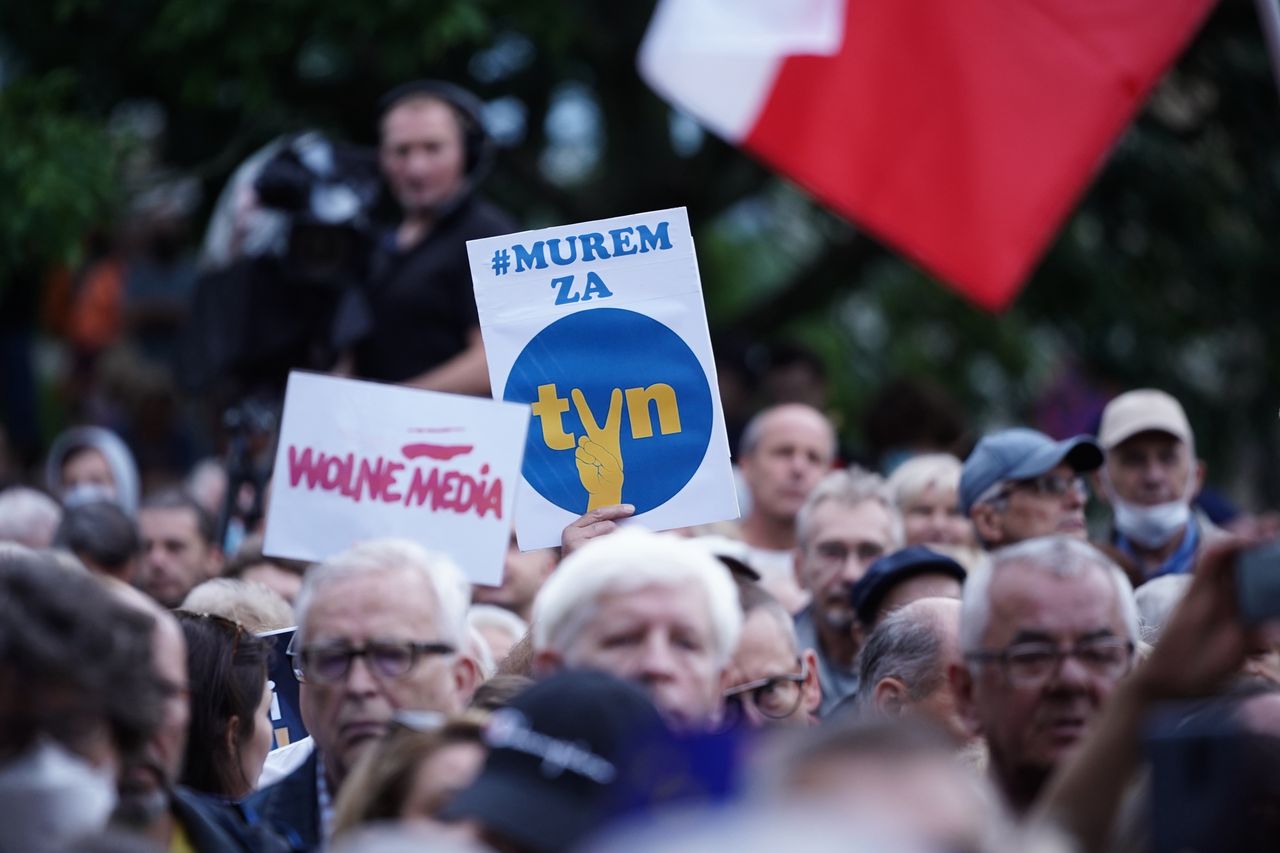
[1255,0,1280,96]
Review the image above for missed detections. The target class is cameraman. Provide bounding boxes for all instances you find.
[345,80,516,395]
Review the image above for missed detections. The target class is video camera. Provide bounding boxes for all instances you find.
[252,132,383,289]
[183,133,384,399]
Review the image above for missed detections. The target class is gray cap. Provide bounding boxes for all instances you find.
[959,428,1103,515]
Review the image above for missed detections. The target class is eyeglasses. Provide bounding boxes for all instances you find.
[809,540,886,569]
[965,637,1134,687]
[721,661,808,725]
[288,638,456,684]
[997,474,1086,502]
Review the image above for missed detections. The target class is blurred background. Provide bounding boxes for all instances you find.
[2,0,1278,508]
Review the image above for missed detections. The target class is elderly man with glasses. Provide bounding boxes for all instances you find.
[721,581,822,729]
[958,427,1104,550]
[248,539,479,850]
[950,536,1139,814]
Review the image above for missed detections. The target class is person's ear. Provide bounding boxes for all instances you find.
[452,654,481,708]
[1193,458,1207,498]
[949,661,983,738]
[873,677,908,716]
[225,714,241,759]
[532,649,564,679]
[970,504,1003,547]
[800,648,822,715]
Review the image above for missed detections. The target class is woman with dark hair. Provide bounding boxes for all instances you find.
[174,612,273,800]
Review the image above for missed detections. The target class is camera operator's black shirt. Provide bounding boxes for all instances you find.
[352,195,516,383]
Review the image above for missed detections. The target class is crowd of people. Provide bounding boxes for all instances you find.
[2,80,1279,852]
[2,384,1278,852]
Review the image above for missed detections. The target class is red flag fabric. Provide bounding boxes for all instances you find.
[640,0,1217,310]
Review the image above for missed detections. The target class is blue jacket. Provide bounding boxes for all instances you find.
[243,751,321,851]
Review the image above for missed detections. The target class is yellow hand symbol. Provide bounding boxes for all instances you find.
[572,388,624,511]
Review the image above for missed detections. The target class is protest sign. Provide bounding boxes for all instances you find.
[261,627,306,750]
[262,371,529,585]
[470,207,738,549]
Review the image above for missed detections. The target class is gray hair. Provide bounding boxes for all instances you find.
[53,500,138,574]
[796,467,904,548]
[532,527,742,666]
[0,487,63,549]
[181,578,294,634]
[294,538,471,647]
[856,601,949,710]
[885,453,962,511]
[467,604,529,647]
[959,536,1139,657]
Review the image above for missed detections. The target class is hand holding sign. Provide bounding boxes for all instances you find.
[573,388,624,510]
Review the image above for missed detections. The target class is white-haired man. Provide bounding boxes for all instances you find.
[248,539,478,850]
[531,527,743,731]
[792,468,903,715]
[951,536,1139,814]
[0,486,62,548]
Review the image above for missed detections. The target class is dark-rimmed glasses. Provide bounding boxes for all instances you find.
[287,636,455,684]
[721,660,808,724]
[965,637,1133,687]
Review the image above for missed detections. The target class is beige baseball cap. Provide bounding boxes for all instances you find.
[1098,389,1193,450]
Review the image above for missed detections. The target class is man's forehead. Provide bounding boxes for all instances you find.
[811,499,893,540]
[1112,430,1187,455]
[139,506,198,532]
[757,409,832,448]
[984,564,1120,639]
[381,97,462,141]
[728,611,795,678]
[587,581,714,635]
[739,607,796,655]
[305,567,437,628]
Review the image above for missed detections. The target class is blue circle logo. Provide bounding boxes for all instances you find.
[504,308,713,515]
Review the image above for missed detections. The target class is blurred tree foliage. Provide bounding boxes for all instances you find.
[0,72,122,286]
[3,0,1279,502]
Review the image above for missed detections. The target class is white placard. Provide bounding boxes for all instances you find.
[262,372,529,585]
[469,207,739,549]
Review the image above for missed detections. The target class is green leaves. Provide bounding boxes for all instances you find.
[0,72,122,290]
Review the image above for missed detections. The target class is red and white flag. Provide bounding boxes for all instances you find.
[639,0,1217,310]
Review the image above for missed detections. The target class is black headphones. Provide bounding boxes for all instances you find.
[377,79,493,180]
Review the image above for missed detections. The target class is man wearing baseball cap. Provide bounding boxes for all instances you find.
[1095,389,1222,583]
[959,428,1103,550]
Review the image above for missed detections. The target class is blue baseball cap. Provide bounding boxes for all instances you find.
[958,428,1103,516]
[850,546,966,627]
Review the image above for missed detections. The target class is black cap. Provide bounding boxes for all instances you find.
[850,546,966,628]
[443,670,669,852]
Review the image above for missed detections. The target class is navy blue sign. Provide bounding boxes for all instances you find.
[261,627,308,750]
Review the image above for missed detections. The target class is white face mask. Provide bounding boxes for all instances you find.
[1104,459,1197,550]
[0,738,118,849]
[1111,498,1192,549]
